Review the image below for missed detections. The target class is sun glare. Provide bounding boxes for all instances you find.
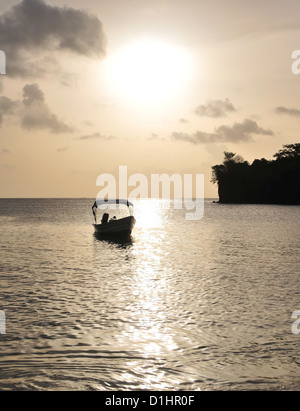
[105,39,191,106]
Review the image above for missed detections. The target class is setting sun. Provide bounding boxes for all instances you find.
[105,38,191,106]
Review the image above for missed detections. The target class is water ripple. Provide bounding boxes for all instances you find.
[0,199,300,390]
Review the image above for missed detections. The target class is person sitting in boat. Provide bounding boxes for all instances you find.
[110,216,117,222]
[101,213,109,224]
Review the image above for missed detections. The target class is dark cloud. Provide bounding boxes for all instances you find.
[0,83,71,132]
[0,0,107,77]
[195,98,236,118]
[21,83,73,133]
[78,132,116,141]
[216,119,273,141]
[22,83,44,106]
[172,119,273,144]
[0,95,18,125]
[275,106,300,118]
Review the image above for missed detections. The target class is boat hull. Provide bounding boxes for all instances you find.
[93,216,135,236]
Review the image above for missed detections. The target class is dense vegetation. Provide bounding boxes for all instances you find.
[211,143,300,204]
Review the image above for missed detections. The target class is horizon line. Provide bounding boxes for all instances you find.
[0,197,217,200]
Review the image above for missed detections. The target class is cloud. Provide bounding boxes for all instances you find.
[1,163,14,170]
[275,106,300,118]
[82,120,94,127]
[216,119,273,141]
[195,98,236,118]
[21,83,73,133]
[78,132,116,141]
[173,131,215,144]
[22,83,44,106]
[172,119,273,144]
[60,73,78,88]
[57,146,69,152]
[0,0,107,77]
[0,83,71,133]
[0,96,18,125]
[147,133,165,141]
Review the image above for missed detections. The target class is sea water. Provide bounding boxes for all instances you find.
[0,198,299,390]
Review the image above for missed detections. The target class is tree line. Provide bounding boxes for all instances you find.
[211,143,300,204]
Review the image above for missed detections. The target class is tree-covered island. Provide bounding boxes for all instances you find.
[212,143,300,204]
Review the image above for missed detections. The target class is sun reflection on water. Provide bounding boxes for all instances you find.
[120,200,182,388]
[133,199,164,229]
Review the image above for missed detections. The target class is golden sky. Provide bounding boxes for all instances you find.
[0,0,299,198]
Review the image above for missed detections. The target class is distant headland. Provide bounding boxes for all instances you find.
[212,143,300,205]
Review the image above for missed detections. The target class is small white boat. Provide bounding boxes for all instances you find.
[92,199,135,237]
